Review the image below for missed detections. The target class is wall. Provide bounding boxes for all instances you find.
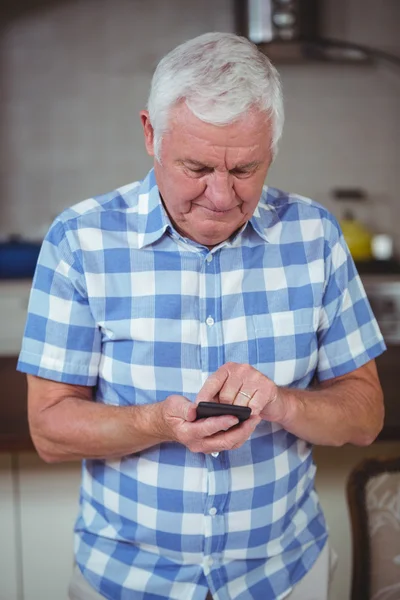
[0,0,233,240]
[269,0,400,244]
[0,1,399,599]
[0,0,399,247]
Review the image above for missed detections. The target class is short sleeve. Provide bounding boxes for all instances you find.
[17,219,101,385]
[317,218,386,381]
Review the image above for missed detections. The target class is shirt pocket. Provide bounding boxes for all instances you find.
[252,309,319,386]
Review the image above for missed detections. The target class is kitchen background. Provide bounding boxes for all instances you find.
[0,0,399,599]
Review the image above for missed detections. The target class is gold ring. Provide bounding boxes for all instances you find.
[239,391,252,400]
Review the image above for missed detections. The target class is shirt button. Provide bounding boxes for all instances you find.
[206,556,214,566]
[206,254,213,263]
[211,452,219,458]
[206,316,214,327]
[208,507,217,516]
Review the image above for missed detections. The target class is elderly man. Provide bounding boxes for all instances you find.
[18,32,385,600]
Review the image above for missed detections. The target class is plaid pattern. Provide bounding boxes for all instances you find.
[18,169,385,599]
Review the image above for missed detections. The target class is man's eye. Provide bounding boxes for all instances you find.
[189,167,211,175]
[231,169,250,177]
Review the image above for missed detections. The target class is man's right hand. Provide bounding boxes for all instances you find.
[158,395,261,454]
[27,375,260,462]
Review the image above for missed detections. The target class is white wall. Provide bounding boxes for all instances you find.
[0,0,399,249]
[270,0,400,244]
[0,0,234,240]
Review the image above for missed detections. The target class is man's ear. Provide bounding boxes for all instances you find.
[140,110,155,157]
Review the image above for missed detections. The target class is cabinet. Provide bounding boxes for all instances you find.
[18,453,81,599]
[0,281,33,451]
[0,453,81,600]
[0,454,19,600]
[0,357,32,452]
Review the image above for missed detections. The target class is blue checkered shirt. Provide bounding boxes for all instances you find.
[18,169,385,599]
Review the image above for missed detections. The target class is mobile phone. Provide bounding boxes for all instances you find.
[195,402,251,422]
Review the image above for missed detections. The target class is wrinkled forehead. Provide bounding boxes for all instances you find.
[164,102,273,161]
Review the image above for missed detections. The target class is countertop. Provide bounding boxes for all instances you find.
[1,274,399,453]
[0,352,399,452]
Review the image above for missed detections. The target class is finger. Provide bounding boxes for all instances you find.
[193,415,239,437]
[248,385,277,417]
[166,395,198,421]
[217,376,242,405]
[202,415,260,452]
[184,402,198,422]
[250,385,281,420]
[234,389,254,407]
[196,367,229,403]
[222,414,259,439]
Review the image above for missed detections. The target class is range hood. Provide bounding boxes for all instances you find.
[235,0,320,62]
[234,0,370,64]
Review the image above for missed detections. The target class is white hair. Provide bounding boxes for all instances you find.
[147,32,284,162]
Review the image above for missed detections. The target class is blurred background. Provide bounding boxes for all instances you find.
[0,1,399,599]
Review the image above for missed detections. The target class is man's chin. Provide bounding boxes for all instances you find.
[191,224,242,248]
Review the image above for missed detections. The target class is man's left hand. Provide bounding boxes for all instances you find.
[196,362,289,424]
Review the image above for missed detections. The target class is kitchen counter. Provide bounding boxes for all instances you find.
[0,278,399,453]
[0,352,399,453]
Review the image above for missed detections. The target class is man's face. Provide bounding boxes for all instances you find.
[141,103,273,248]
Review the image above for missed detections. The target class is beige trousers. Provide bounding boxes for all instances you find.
[68,543,337,600]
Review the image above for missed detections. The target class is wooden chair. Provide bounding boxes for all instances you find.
[347,456,400,600]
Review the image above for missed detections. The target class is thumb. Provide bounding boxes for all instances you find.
[167,395,197,422]
[184,401,197,423]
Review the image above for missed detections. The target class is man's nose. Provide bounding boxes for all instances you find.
[204,172,236,209]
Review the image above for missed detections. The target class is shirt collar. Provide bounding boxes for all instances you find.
[135,171,277,249]
[136,169,171,249]
[247,187,278,243]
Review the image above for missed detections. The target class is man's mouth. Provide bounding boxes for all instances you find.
[194,204,238,215]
